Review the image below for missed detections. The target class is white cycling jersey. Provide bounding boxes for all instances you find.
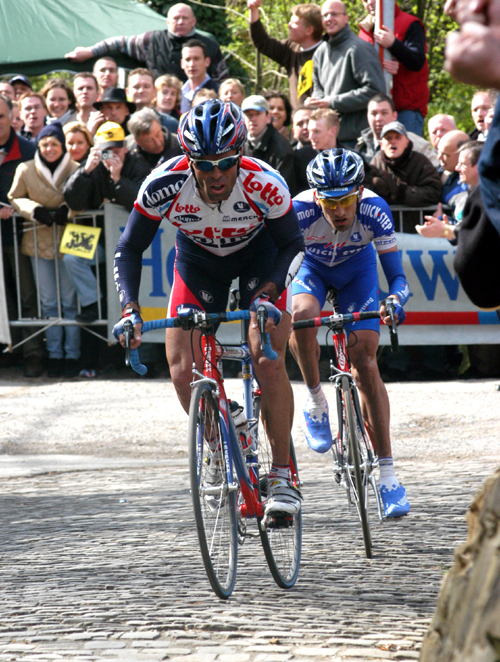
[134,155,292,257]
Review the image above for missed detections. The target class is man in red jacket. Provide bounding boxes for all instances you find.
[359,0,429,137]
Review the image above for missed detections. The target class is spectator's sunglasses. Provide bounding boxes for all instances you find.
[317,191,359,209]
[191,155,240,172]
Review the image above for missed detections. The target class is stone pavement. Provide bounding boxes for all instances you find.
[1,376,499,661]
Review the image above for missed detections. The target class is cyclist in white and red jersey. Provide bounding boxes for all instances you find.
[113,100,305,516]
[291,148,410,518]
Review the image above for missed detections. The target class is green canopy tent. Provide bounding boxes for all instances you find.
[0,0,169,76]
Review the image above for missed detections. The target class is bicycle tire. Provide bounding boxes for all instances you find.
[188,381,238,599]
[253,396,302,589]
[341,375,372,558]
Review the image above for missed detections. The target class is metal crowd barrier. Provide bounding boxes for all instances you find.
[4,211,106,354]
[2,203,449,355]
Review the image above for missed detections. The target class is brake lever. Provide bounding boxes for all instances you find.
[123,318,134,367]
[385,299,399,354]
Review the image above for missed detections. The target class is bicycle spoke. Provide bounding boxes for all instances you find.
[189,382,238,599]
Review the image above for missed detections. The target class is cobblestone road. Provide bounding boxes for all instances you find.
[1,375,499,661]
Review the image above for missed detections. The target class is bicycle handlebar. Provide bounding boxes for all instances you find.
[126,308,277,375]
[293,310,380,330]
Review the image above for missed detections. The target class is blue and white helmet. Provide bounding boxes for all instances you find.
[306,149,364,197]
[178,99,247,157]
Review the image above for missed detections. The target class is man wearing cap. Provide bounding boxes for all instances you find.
[241,94,296,194]
[92,87,136,137]
[63,121,150,213]
[9,75,32,100]
[367,120,442,208]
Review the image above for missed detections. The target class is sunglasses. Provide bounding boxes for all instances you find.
[317,191,359,209]
[191,155,239,172]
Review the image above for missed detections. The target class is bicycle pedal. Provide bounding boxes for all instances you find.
[334,471,342,485]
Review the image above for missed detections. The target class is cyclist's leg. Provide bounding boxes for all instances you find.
[338,254,410,518]
[290,260,332,453]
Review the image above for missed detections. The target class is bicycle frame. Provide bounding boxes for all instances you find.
[193,329,264,520]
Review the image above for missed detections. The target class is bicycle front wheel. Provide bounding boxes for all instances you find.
[254,396,302,589]
[188,381,238,599]
[341,375,372,558]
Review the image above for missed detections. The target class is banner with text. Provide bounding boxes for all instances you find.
[105,204,499,345]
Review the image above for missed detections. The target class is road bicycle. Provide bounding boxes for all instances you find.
[292,294,398,559]
[123,301,301,599]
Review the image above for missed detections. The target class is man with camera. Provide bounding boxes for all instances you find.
[63,121,150,213]
[62,122,150,323]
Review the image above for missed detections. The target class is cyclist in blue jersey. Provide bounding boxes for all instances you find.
[113,100,305,516]
[290,148,410,518]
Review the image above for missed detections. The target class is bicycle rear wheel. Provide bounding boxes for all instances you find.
[188,381,238,599]
[341,375,372,558]
[254,396,302,589]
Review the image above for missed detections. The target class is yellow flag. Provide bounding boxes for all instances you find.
[59,223,102,260]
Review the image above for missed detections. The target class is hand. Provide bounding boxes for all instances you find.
[87,111,106,137]
[33,206,54,227]
[112,310,143,349]
[380,296,406,326]
[249,295,282,332]
[0,205,14,220]
[54,204,69,226]
[247,0,262,10]
[84,146,103,174]
[103,154,124,183]
[383,58,400,74]
[374,25,396,48]
[304,97,330,109]
[445,22,500,86]
[416,212,450,238]
[64,46,93,61]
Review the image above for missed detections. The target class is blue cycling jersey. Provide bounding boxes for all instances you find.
[292,187,397,267]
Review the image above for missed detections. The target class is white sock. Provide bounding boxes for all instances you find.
[269,464,291,481]
[379,457,400,491]
[306,383,326,406]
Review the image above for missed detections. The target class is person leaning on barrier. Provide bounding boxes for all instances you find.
[366,120,442,209]
[65,2,228,84]
[8,123,81,378]
[290,148,410,518]
[126,107,182,171]
[113,100,305,517]
[0,93,44,378]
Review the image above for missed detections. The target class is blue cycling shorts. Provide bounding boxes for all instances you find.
[292,244,380,333]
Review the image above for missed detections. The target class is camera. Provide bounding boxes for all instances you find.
[101,149,113,161]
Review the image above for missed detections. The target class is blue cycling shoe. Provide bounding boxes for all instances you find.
[380,483,410,518]
[303,398,333,453]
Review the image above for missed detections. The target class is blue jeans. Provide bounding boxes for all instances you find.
[397,110,424,136]
[63,245,105,307]
[31,257,80,360]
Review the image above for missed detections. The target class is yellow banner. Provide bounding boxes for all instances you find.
[59,223,101,260]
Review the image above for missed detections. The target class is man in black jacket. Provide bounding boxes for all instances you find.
[0,94,43,376]
[241,95,296,195]
[63,122,150,213]
[65,3,228,83]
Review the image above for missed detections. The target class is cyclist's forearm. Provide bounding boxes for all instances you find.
[379,249,410,306]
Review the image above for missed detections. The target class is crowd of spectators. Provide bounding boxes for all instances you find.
[1,0,498,380]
